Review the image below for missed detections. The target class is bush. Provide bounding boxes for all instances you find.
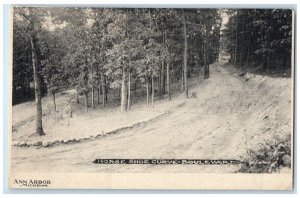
[239,141,291,173]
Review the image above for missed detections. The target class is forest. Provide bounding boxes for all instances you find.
[13,8,292,136]
[223,9,292,72]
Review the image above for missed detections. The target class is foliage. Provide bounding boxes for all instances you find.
[13,7,222,109]
[223,9,292,72]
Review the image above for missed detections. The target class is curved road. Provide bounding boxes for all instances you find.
[11,63,263,173]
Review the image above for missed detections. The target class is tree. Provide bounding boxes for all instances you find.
[224,9,292,73]
[13,7,224,118]
[42,54,63,111]
[12,17,33,104]
[15,7,47,136]
[40,29,66,111]
[60,8,95,112]
[105,9,145,112]
[183,10,188,98]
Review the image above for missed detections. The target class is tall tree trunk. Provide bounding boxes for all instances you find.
[161,59,165,96]
[97,86,100,105]
[150,77,152,94]
[234,10,238,66]
[91,86,95,109]
[148,10,153,107]
[127,69,131,110]
[246,45,250,67]
[216,34,220,62]
[183,12,188,98]
[203,35,208,79]
[151,75,154,107]
[134,80,137,95]
[240,45,243,64]
[267,51,270,73]
[76,91,79,104]
[105,80,108,102]
[101,73,106,107]
[161,31,166,95]
[158,72,162,98]
[120,66,127,112]
[84,92,88,112]
[167,61,171,100]
[36,47,47,97]
[102,85,106,107]
[181,64,184,92]
[146,77,149,107]
[52,93,56,111]
[113,89,116,99]
[30,21,45,136]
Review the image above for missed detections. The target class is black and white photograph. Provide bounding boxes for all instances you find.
[9,6,294,189]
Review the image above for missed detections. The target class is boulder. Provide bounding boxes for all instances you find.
[63,139,70,143]
[282,154,291,167]
[18,141,26,147]
[42,141,50,147]
[52,140,59,144]
[32,141,42,146]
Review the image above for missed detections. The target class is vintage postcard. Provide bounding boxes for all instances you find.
[9,6,294,190]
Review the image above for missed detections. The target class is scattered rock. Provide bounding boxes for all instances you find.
[83,136,90,140]
[263,115,269,120]
[18,141,26,147]
[32,141,42,146]
[270,162,277,170]
[244,74,252,81]
[282,154,291,167]
[63,139,69,143]
[25,142,32,147]
[238,70,246,77]
[191,92,197,98]
[42,141,50,147]
[52,140,59,144]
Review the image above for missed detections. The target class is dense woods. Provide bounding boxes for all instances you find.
[13,8,292,136]
[223,9,292,73]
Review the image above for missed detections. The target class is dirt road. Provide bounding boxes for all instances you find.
[11,62,291,173]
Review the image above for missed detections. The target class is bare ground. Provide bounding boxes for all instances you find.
[11,61,292,173]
